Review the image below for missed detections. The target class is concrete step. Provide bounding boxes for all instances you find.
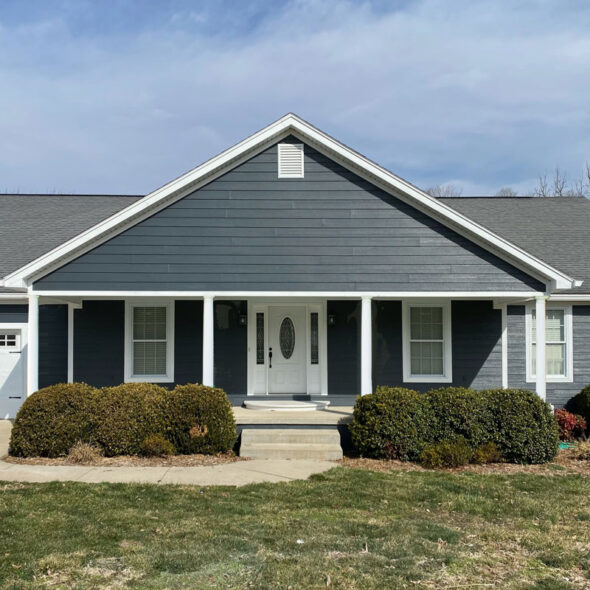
[240,428,343,460]
[242,428,341,445]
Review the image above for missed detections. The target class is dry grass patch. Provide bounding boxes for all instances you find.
[2,466,590,588]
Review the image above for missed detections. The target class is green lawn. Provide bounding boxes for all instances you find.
[1,468,590,589]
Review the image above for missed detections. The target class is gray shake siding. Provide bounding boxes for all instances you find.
[34,138,543,292]
[507,305,590,407]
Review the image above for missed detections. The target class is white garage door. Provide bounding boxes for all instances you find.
[0,328,26,419]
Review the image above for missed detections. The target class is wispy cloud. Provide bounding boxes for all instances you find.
[0,0,589,194]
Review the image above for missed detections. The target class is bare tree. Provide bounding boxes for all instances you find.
[533,164,589,197]
[425,184,463,197]
[496,187,518,196]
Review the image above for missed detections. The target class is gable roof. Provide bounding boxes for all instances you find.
[0,114,579,290]
[0,194,141,292]
[442,196,590,294]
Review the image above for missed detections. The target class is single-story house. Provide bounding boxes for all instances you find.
[1,113,590,420]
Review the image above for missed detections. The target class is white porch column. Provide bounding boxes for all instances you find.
[202,295,214,386]
[67,303,75,383]
[535,296,546,400]
[27,294,39,395]
[361,296,373,395]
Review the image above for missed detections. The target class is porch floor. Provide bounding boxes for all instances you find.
[233,406,353,425]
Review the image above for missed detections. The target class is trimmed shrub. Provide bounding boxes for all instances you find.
[425,387,491,448]
[567,386,590,434]
[9,383,99,458]
[554,409,587,441]
[66,442,103,464]
[141,434,175,457]
[94,383,169,456]
[480,388,559,464]
[165,384,236,454]
[420,437,472,469]
[350,387,434,460]
[472,442,503,465]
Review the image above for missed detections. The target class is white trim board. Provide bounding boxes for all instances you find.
[1,113,577,290]
[28,290,544,299]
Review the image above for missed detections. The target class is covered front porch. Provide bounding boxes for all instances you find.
[23,290,550,405]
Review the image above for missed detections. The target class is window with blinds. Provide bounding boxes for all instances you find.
[531,308,567,377]
[132,306,168,376]
[409,306,444,376]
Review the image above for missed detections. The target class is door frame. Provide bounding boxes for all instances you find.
[246,300,328,396]
[0,322,28,417]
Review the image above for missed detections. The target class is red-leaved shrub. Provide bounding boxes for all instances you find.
[554,409,587,441]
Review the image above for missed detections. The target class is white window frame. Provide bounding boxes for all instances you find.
[124,300,175,383]
[402,300,452,383]
[525,303,573,383]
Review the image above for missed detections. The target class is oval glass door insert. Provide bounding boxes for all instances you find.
[279,317,295,359]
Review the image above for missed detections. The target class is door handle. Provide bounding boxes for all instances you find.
[268,347,272,369]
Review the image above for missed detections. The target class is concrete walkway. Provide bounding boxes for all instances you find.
[0,458,334,486]
[0,421,334,486]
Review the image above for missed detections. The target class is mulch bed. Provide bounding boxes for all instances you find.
[5,453,246,467]
[341,448,590,476]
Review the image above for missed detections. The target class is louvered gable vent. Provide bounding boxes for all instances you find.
[278,143,304,178]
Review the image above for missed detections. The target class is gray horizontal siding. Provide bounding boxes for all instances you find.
[507,305,590,407]
[74,300,125,387]
[39,305,68,388]
[34,137,543,292]
[373,300,502,392]
[0,304,28,323]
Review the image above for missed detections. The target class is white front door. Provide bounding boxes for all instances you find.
[248,302,326,395]
[0,328,26,419]
[268,306,307,394]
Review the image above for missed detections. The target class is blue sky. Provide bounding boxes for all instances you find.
[0,0,589,195]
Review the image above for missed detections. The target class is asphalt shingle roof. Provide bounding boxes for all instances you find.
[0,193,588,295]
[441,196,590,293]
[0,194,142,291]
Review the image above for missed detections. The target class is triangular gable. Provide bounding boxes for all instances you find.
[1,114,577,290]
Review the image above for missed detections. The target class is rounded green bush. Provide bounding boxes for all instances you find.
[480,388,558,464]
[420,436,472,469]
[94,383,169,456]
[567,385,590,434]
[9,383,99,458]
[165,384,237,454]
[425,387,491,448]
[350,386,434,460]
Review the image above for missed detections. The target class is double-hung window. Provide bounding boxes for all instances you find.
[125,302,174,382]
[403,302,452,382]
[526,305,572,382]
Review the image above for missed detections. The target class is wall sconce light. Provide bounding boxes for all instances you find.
[328,314,336,326]
[239,314,248,327]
